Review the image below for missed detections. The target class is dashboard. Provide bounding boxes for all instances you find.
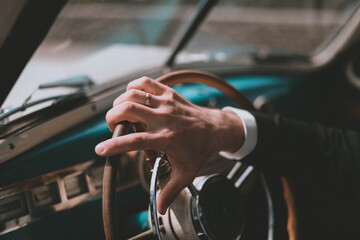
[0,75,313,240]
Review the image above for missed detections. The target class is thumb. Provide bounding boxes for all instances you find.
[157,173,190,215]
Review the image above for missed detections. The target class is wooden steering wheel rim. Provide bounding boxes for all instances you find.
[156,70,256,111]
[102,70,297,240]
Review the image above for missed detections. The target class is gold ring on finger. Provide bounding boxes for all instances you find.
[145,92,151,106]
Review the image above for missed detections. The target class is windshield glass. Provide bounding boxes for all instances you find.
[2,0,199,108]
[176,0,360,65]
[3,0,360,109]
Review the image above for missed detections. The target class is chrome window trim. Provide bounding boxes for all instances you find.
[311,5,360,68]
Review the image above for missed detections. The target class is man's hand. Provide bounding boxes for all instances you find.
[95,76,245,214]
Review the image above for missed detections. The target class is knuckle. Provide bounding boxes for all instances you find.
[128,89,138,98]
[112,96,120,107]
[131,135,145,146]
[160,93,176,108]
[163,97,174,107]
[105,110,113,124]
[105,112,117,130]
[115,90,137,106]
[106,104,128,126]
[164,90,178,104]
[140,76,152,84]
[124,101,134,112]
[127,81,135,90]
[167,88,177,98]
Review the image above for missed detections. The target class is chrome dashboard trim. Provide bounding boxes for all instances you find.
[0,67,165,165]
[0,154,138,236]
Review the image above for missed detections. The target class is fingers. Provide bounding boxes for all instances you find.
[157,172,192,215]
[95,132,162,156]
[127,76,168,95]
[106,102,155,131]
[113,89,160,108]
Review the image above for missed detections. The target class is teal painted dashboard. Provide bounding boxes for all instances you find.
[0,75,304,239]
[0,75,303,187]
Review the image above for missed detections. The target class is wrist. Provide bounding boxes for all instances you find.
[194,106,246,157]
[201,107,245,154]
[219,109,246,153]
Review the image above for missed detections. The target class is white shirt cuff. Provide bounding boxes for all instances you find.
[219,107,257,160]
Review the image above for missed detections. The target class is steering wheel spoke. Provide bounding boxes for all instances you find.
[188,183,199,198]
[227,161,255,188]
[234,165,254,188]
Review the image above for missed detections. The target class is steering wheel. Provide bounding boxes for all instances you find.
[102,70,296,240]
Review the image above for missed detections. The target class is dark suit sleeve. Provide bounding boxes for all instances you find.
[243,112,360,200]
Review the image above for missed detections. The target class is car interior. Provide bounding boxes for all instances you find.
[1,0,360,239]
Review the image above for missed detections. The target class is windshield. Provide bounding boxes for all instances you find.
[176,0,360,65]
[2,0,199,109]
[2,0,360,109]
